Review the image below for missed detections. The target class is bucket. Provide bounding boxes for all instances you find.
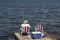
[31,32,42,39]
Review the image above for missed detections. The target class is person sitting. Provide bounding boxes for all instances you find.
[20,20,31,35]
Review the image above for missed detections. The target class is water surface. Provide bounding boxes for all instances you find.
[0,0,60,40]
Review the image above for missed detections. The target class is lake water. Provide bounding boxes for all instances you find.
[0,0,60,40]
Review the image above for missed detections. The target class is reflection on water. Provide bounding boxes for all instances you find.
[0,0,60,40]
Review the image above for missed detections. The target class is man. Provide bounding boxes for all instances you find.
[21,20,31,28]
[20,20,31,36]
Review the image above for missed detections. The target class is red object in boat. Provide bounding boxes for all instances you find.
[23,26,29,33]
[37,24,42,31]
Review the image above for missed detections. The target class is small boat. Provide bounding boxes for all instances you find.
[13,32,56,40]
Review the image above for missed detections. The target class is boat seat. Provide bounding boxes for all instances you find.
[20,26,30,35]
[35,24,43,32]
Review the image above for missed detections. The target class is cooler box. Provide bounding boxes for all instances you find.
[31,32,42,39]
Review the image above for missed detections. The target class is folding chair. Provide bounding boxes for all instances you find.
[20,26,29,35]
[37,24,43,32]
[35,24,44,37]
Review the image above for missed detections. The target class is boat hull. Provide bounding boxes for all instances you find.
[13,32,56,40]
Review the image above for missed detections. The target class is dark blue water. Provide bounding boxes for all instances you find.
[0,0,60,40]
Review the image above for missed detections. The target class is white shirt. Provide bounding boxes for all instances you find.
[21,24,31,28]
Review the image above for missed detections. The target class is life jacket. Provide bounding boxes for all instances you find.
[23,26,29,33]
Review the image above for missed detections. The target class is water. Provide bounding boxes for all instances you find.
[0,0,60,40]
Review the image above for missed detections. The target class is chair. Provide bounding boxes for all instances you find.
[23,26,29,33]
[37,24,44,37]
[35,24,43,32]
[37,24,43,32]
[20,26,29,35]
